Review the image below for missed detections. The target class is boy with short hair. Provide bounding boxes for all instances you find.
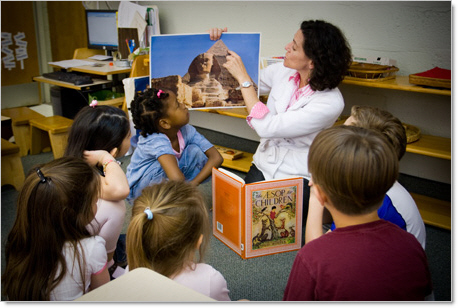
[306,106,426,249]
[344,105,426,248]
[283,126,432,301]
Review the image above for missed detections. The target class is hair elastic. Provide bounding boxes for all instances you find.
[90,99,98,108]
[144,207,153,220]
[157,90,164,98]
[36,168,47,183]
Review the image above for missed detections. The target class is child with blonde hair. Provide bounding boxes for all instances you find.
[126,180,231,301]
[126,88,223,202]
[2,157,109,300]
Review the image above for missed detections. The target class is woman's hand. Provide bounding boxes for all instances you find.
[223,50,251,83]
[208,27,227,40]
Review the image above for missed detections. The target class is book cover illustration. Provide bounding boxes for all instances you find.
[212,168,302,259]
[149,33,260,109]
[245,182,302,258]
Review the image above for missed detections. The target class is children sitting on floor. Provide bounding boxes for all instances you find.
[126,88,223,202]
[2,157,110,300]
[305,105,426,249]
[125,180,231,301]
[283,125,432,301]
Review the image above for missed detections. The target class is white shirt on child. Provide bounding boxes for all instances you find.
[50,236,107,301]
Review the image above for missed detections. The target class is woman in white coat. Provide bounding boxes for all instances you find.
[211,20,352,243]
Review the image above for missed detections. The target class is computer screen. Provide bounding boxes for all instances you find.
[86,10,118,52]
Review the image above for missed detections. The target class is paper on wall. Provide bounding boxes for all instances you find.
[117,1,147,28]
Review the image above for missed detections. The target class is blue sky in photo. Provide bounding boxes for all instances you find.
[149,33,261,85]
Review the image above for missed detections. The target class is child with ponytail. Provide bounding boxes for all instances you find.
[2,157,109,300]
[126,180,230,301]
[65,104,131,275]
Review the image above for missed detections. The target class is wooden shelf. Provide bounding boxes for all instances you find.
[342,76,451,96]
[198,108,451,161]
[197,107,248,119]
[220,149,253,173]
[411,193,451,230]
[406,134,451,160]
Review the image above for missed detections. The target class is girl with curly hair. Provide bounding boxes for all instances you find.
[126,88,223,202]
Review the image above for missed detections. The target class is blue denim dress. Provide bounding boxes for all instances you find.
[126,124,213,202]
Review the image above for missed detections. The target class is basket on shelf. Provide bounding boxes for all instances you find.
[346,62,399,82]
[403,123,421,144]
[409,67,451,89]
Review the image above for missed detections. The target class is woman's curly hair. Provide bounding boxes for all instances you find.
[130,88,169,137]
[301,20,352,91]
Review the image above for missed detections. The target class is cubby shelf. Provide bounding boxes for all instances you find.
[199,75,451,229]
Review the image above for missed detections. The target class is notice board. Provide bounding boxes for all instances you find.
[1,1,40,86]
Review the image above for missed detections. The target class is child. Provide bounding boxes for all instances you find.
[65,104,131,274]
[305,106,426,249]
[126,181,231,301]
[284,126,432,301]
[2,157,110,301]
[126,88,223,201]
[344,105,426,247]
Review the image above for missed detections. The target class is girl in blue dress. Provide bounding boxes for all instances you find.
[126,88,223,202]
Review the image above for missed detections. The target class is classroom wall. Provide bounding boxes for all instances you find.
[33,1,453,184]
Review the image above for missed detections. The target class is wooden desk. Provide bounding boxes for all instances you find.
[56,59,132,76]
[75,267,214,302]
[33,76,112,91]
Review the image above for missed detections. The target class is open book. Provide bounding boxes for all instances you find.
[212,168,303,259]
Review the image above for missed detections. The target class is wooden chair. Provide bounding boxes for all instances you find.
[1,138,25,190]
[121,54,150,115]
[29,115,73,159]
[1,107,45,156]
[73,47,105,59]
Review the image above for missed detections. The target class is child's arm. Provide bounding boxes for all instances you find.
[158,154,186,181]
[89,266,110,291]
[305,184,326,244]
[189,146,223,186]
[84,150,130,201]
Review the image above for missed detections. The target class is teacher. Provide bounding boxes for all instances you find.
[211,20,352,235]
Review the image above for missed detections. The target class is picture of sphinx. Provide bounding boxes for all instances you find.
[149,33,260,109]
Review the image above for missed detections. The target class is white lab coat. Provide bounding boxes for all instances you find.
[250,63,345,180]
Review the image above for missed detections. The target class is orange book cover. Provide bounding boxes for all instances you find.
[212,168,303,259]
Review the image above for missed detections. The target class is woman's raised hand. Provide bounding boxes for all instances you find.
[223,50,250,83]
[208,27,227,40]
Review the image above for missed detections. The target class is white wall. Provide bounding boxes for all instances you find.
[36,1,453,183]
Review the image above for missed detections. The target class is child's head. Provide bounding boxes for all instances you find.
[308,125,399,216]
[130,88,189,137]
[3,157,100,300]
[126,180,209,278]
[65,105,130,159]
[344,105,407,160]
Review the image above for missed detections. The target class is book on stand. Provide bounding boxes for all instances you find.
[212,167,303,259]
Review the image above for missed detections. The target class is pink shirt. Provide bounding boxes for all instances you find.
[246,72,315,129]
[171,130,185,159]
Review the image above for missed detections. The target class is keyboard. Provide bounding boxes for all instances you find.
[42,71,93,85]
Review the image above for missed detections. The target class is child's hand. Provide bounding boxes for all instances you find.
[83,150,114,167]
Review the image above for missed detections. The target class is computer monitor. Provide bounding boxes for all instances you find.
[86,10,118,53]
